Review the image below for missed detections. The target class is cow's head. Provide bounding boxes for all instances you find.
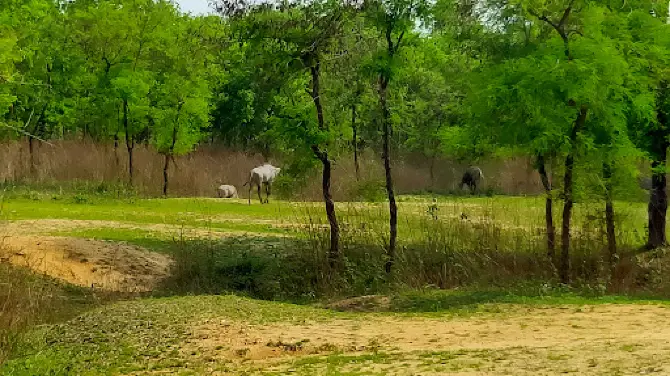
[275,167,281,174]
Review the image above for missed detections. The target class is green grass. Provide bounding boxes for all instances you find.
[388,288,670,315]
[0,191,654,248]
[48,227,180,253]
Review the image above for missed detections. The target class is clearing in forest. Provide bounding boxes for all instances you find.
[1,195,668,375]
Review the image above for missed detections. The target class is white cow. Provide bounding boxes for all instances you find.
[245,164,281,204]
[217,184,238,199]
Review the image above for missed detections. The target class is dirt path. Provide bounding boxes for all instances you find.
[187,304,670,375]
[1,235,171,292]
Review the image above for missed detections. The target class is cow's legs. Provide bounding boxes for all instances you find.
[257,184,263,203]
[265,183,271,203]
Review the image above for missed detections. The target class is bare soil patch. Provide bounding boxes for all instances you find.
[4,219,249,239]
[189,304,670,375]
[0,236,171,292]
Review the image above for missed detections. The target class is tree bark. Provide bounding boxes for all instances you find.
[603,162,617,269]
[163,104,182,197]
[646,97,669,249]
[114,131,120,169]
[429,154,436,188]
[352,104,360,181]
[560,105,588,284]
[123,99,134,186]
[379,75,397,274]
[28,136,36,177]
[647,155,668,249]
[309,61,340,266]
[536,154,555,259]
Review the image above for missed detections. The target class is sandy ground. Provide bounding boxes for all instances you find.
[186,304,670,375]
[0,235,171,292]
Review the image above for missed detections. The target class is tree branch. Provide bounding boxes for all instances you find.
[394,30,405,54]
[1,110,55,146]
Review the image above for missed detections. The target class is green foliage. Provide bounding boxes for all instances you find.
[349,180,387,202]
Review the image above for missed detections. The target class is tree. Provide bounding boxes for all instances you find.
[151,16,212,195]
[365,0,429,273]
[617,7,670,250]
[465,1,636,282]
[219,0,349,265]
[0,28,18,123]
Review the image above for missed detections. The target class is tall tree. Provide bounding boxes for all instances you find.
[219,0,348,265]
[151,16,211,195]
[365,0,429,273]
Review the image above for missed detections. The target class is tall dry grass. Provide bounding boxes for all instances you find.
[0,139,544,199]
[161,198,670,302]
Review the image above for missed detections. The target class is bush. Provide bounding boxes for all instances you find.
[348,180,387,202]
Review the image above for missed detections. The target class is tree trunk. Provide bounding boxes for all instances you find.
[163,104,182,197]
[114,131,120,169]
[352,104,360,181]
[603,162,617,270]
[429,155,436,188]
[163,153,170,196]
[28,105,47,178]
[123,99,134,186]
[536,154,555,259]
[647,155,668,249]
[28,136,36,177]
[560,105,588,284]
[379,75,397,274]
[309,62,340,265]
[646,81,670,250]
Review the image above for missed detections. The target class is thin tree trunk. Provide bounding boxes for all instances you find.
[647,155,668,249]
[429,154,436,188]
[536,154,555,259]
[379,75,397,274]
[163,154,170,196]
[603,162,617,272]
[123,99,134,186]
[28,137,35,177]
[646,97,669,249]
[114,132,120,169]
[309,62,340,265]
[28,105,47,178]
[560,105,588,284]
[352,104,360,181]
[115,107,121,171]
[163,104,182,196]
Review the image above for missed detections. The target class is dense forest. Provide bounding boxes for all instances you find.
[2,0,670,280]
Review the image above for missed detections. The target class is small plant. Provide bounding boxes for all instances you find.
[426,202,439,220]
[71,194,89,204]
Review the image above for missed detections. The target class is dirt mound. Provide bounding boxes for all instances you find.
[0,236,172,292]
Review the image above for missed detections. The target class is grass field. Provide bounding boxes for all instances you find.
[1,187,670,375]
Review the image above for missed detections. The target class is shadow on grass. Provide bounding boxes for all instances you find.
[389,287,670,314]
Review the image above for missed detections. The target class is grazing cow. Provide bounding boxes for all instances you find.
[461,166,484,194]
[217,184,238,199]
[244,164,281,204]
